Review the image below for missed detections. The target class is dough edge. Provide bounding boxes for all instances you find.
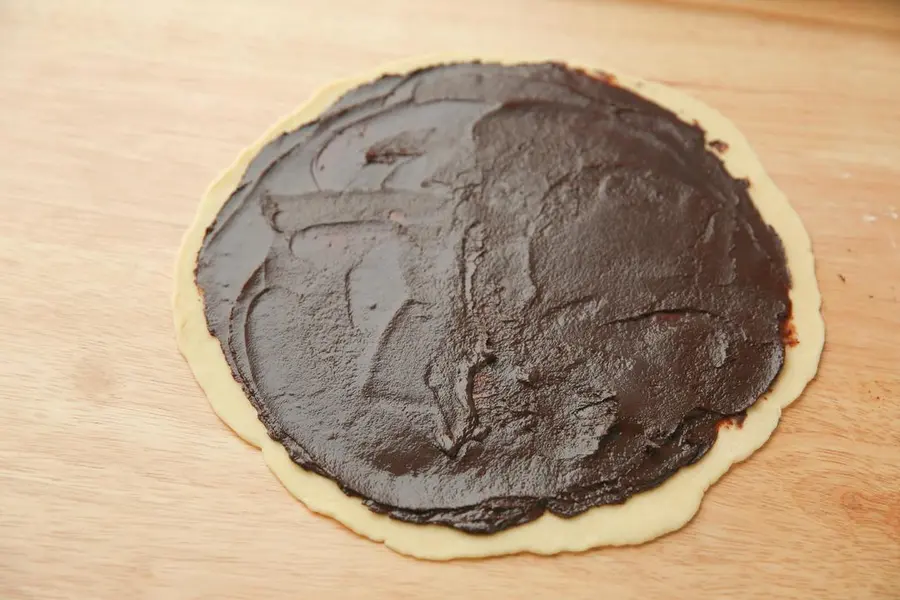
[172,54,825,560]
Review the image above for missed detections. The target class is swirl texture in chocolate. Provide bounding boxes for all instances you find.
[195,62,791,533]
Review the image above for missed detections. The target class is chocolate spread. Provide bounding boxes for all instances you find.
[196,62,791,533]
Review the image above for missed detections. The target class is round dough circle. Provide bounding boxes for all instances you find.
[173,55,824,560]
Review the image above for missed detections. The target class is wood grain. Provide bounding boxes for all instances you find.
[1,1,899,598]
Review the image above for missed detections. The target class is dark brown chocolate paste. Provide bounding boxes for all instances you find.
[196,62,791,533]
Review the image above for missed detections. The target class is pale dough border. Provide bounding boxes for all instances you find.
[173,54,825,560]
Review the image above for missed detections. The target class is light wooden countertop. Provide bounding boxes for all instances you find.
[2,1,898,598]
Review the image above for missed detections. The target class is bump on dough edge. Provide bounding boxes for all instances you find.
[172,54,825,560]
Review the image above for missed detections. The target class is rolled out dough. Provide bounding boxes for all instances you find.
[173,55,824,560]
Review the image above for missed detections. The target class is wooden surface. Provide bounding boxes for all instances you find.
[2,1,899,598]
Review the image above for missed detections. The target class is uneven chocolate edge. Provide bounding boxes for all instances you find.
[195,61,793,533]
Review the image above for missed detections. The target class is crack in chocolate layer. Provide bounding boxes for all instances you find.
[195,62,791,534]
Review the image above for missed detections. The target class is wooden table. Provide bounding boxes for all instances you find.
[2,1,899,598]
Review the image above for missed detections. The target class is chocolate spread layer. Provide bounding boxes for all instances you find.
[196,62,791,533]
